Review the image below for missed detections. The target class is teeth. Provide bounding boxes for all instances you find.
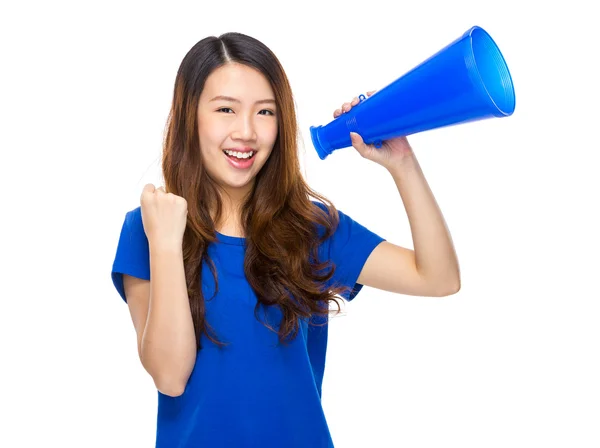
[224,150,254,159]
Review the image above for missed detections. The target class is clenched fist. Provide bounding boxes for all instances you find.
[140,183,188,251]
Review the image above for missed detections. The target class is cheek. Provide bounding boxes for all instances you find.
[199,121,225,151]
[262,122,278,146]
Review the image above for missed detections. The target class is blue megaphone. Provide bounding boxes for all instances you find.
[310,25,516,160]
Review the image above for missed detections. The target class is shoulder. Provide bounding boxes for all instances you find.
[310,199,343,221]
[310,199,356,230]
[113,205,150,260]
[115,205,148,247]
[309,200,342,239]
[310,200,384,250]
[122,206,144,234]
[310,199,329,215]
[124,205,142,223]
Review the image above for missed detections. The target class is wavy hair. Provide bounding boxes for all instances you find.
[162,32,351,350]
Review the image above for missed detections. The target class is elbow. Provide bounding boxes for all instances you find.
[441,278,461,296]
[416,263,461,297]
[142,358,189,397]
[155,378,187,397]
[429,276,461,297]
[150,366,189,397]
[140,347,194,397]
[437,266,461,296]
[443,280,461,296]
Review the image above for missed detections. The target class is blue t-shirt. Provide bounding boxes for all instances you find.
[111,201,385,447]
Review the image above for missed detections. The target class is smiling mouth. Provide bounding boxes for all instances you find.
[222,149,256,160]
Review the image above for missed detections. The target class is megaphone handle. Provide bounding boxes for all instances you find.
[357,93,383,148]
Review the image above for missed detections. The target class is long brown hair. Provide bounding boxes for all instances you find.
[162,32,351,350]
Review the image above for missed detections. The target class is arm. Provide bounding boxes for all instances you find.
[124,245,196,396]
[357,154,461,297]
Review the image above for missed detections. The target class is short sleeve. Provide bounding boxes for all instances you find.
[316,202,386,301]
[111,206,150,303]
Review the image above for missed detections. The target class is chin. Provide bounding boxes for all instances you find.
[220,175,256,191]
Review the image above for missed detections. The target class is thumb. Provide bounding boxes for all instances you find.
[350,132,369,157]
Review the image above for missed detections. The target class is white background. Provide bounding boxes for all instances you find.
[2,0,599,447]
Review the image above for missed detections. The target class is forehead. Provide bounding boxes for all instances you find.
[201,63,274,100]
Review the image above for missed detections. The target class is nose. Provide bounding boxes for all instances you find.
[231,114,257,142]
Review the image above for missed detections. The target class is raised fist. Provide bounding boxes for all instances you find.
[139,184,188,250]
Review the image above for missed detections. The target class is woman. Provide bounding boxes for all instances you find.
[111,31,460,448]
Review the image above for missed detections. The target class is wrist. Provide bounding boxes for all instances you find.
[149,241,183,255]
[386,153,420,177]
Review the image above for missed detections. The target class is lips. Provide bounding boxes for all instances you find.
[223,149,256,159]
[224,147,255,153]
[222,149,257,169]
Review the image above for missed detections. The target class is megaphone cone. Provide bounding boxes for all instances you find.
[310,26,515,160]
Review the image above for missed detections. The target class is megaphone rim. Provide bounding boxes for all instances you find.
[466,25,516,117]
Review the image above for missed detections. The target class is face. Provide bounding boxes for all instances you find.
[197,62,278,198]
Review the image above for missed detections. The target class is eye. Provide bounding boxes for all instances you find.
[216,107,275,116]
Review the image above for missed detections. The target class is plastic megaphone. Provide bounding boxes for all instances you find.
[310,25,515,160]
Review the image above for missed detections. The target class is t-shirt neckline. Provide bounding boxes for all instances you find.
[215,231,246,246]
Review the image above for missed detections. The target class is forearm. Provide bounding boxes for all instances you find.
[142,245,197,391]
[388,155,460,290]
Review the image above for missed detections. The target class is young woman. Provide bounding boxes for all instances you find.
[111,31,460,448]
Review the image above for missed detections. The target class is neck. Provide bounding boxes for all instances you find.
[213,185,251,237]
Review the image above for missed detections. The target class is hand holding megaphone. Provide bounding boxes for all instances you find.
[333,90,415,170]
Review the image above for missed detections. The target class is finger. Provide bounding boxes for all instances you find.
[350,96,360,106]
[140,183,155,204]
[349,132,369,156]
[342,102,351,113]
[367,90,377,96]
[334,108,342,118]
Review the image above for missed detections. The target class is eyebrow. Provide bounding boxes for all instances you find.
[209,95,276,105]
